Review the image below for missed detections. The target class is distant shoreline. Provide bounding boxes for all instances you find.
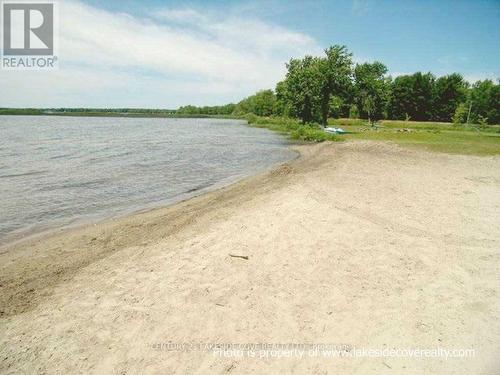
[0,110,239,119]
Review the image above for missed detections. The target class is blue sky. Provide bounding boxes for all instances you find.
[1,0,499,108]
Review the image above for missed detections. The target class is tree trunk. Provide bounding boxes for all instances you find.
[321,91,330,127]
[302,96,312,124]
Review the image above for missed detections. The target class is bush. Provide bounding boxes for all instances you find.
[453,103,469,124]
[477,115,489,127]
[290,125,338,142]
[245,115,338,142]
[349,104,360,119]
[244,113,259,124]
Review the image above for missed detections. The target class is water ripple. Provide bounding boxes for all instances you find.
[0,116,294,244]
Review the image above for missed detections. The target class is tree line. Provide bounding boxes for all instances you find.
[178,45,499,125]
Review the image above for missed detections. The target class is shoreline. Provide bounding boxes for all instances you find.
[1,140,499,373]
[0,144,304,317]
[0,149,299,251]
[0,114,298,250]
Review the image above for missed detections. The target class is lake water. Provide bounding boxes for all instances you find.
[0,116,295,245]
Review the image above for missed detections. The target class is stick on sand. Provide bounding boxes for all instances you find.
[229,254,249,260]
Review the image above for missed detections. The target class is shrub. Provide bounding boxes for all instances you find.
[453,103,469,124]
[245,115,338,142]
[290,125,338,142]
[349,104,360,119]
[477,115,489,127]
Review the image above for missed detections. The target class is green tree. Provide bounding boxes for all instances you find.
[328,96,344,118]
[452,102,469,124]
[251,90,276,116]
[361,94,375,124]
[353,61,390,124]
[280,45,353,125]
[468,79,499,124]
[349,104,360,119]
[177,105,200,115]
[282,55,324,123]
[432,73,467,122]
[389,72,435,121]
[233,90,276,116]
[318,46,354,125]
[175,46,498,126]
[274,81,291,116]
[177,103,235,115]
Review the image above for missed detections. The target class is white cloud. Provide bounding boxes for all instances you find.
[153,7,318,58]
[462,73,499,84]
[0,1,321,107]
[390,71,413,77]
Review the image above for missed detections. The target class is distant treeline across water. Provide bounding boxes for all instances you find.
[0,108,211,118]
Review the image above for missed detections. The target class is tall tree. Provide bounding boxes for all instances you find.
[281,46,353,124]
[318,46,354,125]
[432,73,467,122]
[389,72,435,121]
[233,90,276,116]
[283,56,324,123]
[468,79,500,124]
[274,81,291,117]
[353,61,390,124]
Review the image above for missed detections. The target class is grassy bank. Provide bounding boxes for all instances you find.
[329,118,500,156]
[244,115,500,155]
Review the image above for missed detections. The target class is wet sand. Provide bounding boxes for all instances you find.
[1,141,499,374]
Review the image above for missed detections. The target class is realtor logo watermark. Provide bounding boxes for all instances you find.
[1,0,58,69]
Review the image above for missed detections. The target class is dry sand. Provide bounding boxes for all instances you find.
[1,141,499,374]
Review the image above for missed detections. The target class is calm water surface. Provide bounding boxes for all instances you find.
[0,116,295,245]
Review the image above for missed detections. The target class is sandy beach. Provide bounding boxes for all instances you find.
[1,140,499,374]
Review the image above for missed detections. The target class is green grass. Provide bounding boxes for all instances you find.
[244,115,500,154]
[3,108,498,155]
[329,118,500,156]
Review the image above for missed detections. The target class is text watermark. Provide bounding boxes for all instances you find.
[149,342,476,360]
